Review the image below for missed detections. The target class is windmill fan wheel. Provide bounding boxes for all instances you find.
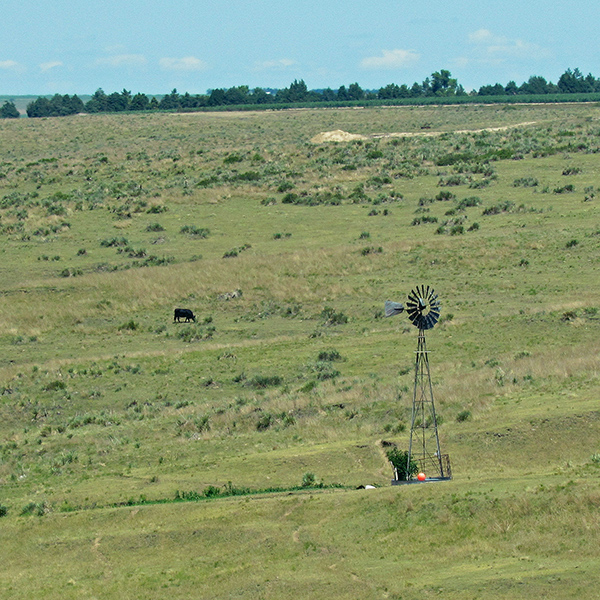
[406,285,441,330]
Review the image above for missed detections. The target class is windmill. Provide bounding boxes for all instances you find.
[385,285,452,483]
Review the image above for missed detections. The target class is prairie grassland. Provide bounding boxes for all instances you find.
[0,103,599,599]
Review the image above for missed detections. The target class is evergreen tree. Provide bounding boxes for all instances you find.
[558,68,594,94]
[347,82,364,100]
[208,88,226,106]
[27,94,83,117]
[130,92,150,111]
[1,100,20,118]
[519,75,551,95]
[85,89,108,113]
[478,83,505,96]
[159,89,180,110]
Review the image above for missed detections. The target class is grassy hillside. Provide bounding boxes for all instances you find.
[0,103,599,599]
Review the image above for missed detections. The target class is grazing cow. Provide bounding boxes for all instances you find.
[174,308,195,323]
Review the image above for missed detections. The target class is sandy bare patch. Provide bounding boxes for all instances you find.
[310,129,368,143]
[311,121,536,143]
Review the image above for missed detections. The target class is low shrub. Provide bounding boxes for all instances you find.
[321,306,348,326]
[146,222,165,232]
[43,380,66,391]
[180,225,209,238]
[318,349,342,362]
[256,412,274,431]
[100,236,128,247]
[302,472,317,487]
[456,410,472,422]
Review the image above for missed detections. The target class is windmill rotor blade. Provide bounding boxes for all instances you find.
[404,285,442,329]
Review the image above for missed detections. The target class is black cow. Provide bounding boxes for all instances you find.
[174,308,195,323]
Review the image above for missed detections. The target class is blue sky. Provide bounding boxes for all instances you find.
[1,1,597,95]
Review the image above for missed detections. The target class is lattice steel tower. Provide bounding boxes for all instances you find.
[385,285,451,481]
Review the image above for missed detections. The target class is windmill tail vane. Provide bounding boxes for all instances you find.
[384,300,404,317]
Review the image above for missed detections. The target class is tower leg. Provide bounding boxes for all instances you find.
[407,329,445,479]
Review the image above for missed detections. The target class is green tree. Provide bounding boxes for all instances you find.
[224,85,250,105]
[410,81,423,97]
[27,94,83,117]
[378,83,410,99]
[130,92,149,111]
[386,447,418,480]
[1,100,20,118]
[347,82,364,100]
[558,68,594,94]
[106,90,129,112]
[85,89,108,112]
[519,75,552,95]
[159,89,180,110]
[277,79,308,103]
[249,87,270,104]
[478,83,505,96]
[208,88,226,106]
[336,85,349,101]
[430,69,458,96]
[321,87,337,101]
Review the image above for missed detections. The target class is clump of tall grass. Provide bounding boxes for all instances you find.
[21,501,50,516]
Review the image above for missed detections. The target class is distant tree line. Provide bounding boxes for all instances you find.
[3,67,599,119]
[477,68,600,96]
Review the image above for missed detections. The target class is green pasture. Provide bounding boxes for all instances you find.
[0,103,599,599]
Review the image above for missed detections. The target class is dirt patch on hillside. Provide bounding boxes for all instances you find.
[311,121,536,143]
[311,129,369,143]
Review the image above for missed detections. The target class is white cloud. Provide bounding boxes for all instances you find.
[254,58,296,71]
[468,29,551,60]
[360,49,420,70]
[159,56,208,72]
[468,29,499,44]
[0,59,24,71]
[96,54,147,67]
[40,61,63,72]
